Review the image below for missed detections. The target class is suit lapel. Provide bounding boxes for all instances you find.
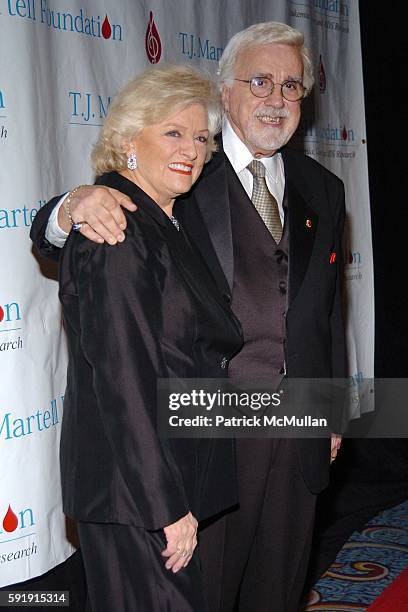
[175,189,232,300]
[164,224,241,336]
[283,149,319,307]
[190,144,234,290]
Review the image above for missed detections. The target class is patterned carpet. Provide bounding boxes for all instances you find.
[306,499,408,611]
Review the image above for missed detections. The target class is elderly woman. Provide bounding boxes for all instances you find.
[58,65,242,611]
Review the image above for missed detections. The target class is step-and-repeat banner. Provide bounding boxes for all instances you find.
[0,0,372,585]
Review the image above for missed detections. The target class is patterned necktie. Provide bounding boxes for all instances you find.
[247,160,283,244]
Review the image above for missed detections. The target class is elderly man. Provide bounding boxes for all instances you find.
[31,21,345,612]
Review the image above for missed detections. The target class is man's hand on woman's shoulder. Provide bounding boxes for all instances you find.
[58,184,137,244]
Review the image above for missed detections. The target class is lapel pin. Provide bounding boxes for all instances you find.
[306,219,312,228]
[329,252,336,264]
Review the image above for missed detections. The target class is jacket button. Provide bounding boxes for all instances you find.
[279,280,287,295]
[223,293,232,304]
[220,357,228,369]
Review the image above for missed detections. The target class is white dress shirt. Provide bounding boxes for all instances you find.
[222,118,285,224]
[45,192,70,247]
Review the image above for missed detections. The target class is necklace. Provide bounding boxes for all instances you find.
[170,215,180,231]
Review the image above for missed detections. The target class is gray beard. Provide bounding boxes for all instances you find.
[249,129,291,153]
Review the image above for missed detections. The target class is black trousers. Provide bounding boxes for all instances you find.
[199,439,316,612]
[78,521,208,612]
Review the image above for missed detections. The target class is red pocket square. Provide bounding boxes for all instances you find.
[329,252,336,264]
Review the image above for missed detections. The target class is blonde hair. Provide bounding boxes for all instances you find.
[218,21,315,95]
[92,64,222,174]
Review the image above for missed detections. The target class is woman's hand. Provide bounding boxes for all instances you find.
[331,433,342,463]
[161,512,198,573]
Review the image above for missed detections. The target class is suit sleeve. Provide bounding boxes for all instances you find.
[329,180,347,433]
[67,230,190,530]
[30,195,65,261]
[330,180,347,379]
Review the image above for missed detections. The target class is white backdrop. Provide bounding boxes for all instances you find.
[0,0,372,585]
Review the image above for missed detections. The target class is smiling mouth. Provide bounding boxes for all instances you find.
[256,115,284,125]
[168,163,193,175]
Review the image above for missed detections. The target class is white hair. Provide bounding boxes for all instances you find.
[218,21,314,95]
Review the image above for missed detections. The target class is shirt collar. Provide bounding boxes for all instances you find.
[222,118,282,184]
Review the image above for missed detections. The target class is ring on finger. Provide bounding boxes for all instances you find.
[72,221,88,233]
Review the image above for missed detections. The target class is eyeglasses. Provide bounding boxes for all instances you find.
[234,76,306,101]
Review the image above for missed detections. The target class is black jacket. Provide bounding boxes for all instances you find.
[175,144,346,493]
[55,172,243,530]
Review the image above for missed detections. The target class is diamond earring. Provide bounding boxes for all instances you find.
[127,151,137,170]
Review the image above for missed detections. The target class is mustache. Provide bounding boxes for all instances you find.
[255,108,290,119]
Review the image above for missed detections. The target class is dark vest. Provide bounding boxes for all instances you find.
[226,163,289,380]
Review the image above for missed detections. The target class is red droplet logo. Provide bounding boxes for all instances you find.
[145,11,162,64]
[101,15,112,40]
[3,505,18,532]
[0,306,4,322]
[342,125,348,141]
[349,251,354,264]
[318,55,326,93]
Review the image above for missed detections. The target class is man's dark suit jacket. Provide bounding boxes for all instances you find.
[31,143,346,495]
[175,143,346,493]
[42,171,243,531]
